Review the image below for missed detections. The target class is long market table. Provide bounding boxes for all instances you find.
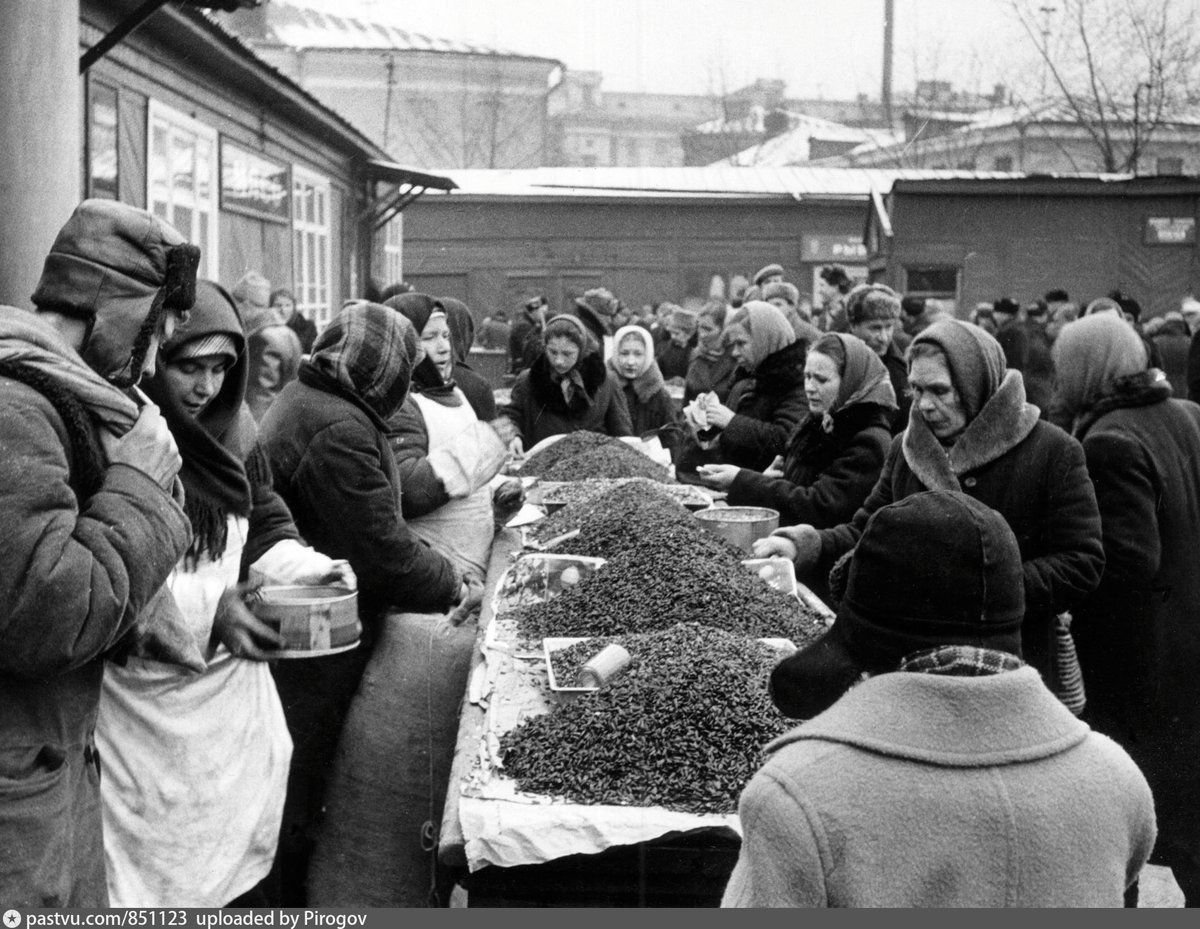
[438,526,832,906]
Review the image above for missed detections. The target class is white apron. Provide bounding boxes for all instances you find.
[408,391,497,577]
[96,516,293,907]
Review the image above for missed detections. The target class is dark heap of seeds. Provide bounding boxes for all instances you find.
[517,517,826,642]
[540,443,668,482]
[519,431,619,477]
[501,623,793,813]
[529,480,688,553]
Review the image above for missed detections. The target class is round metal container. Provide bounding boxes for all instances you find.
[250,585,360,658]
[694,506,781,553]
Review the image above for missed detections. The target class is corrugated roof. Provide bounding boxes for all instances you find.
[421,166,1030,200]
[255,0,558,62]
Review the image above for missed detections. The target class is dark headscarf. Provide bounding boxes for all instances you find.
[307,300,419,424]
[385,292,460,405]
[141,279,252,563]
[440,297,476,366]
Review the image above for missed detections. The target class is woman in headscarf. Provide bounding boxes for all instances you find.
[1052,312,1200,907]
[697,333,894,528]
[95,281,352,907]
[757,318,1103,696]
[499,312,633,450]
[307,295,513,906]
[439,295,497,421]
[257,302,468,906]
[609,323,678,434]
[684,300,737,403]
[677,300,809,475]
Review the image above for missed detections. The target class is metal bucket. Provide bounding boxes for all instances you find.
[250,585,361,658]
[694,506,780,553]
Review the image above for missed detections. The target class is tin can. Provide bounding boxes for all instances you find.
[578,643,632,689]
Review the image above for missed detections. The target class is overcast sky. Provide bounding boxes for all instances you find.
[292,0,1027,100]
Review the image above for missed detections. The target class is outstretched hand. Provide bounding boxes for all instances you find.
[213,581,286,661]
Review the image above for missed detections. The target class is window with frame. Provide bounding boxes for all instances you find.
[292,166,333,327]
[382,215,403,290]
[147,100,218,279]
[1157,157,1184,176]
[87,81,119,200]
[903,266,960,315]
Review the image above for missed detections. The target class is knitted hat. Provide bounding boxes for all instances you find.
[761,280,799,307]
[32,199,200,387]
[910,318,1006,422]
[769,491,1024,718]
[846,284,901,325]
[753,263,785,287]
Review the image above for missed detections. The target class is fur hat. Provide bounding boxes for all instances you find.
[992,297,1020,317]
[846,284,901,325]
[32,199,200,387]
[769,491,1024,719]
[753,263,785,287]
[761,281,800,307]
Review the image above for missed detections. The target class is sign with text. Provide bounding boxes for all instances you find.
[801,234,868,263]
[220,140,290,223]
[1144,216,1196,246]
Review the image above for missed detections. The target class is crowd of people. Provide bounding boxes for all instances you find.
[1,201,1197,908]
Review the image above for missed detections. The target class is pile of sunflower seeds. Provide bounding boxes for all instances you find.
[516,521,825,643]
[501,623,793,814]
[528,480,689,553]
[540,442,668,483]
[519,431,620,477]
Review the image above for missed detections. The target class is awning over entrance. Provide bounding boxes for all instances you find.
[363,160,458,231]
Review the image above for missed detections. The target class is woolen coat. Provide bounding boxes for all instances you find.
[1068,380,1200,869]
[814,378,1104,691]
[722,667,1155,907]
[501,352,633,447]
[727,403,892,529]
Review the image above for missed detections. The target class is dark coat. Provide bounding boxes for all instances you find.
[656,337,695,381]
[0,378,190,907]
[684,350,737,404]
[1068,376,1200,861]
[508,309,543,376]
[286,313,318,355]
[997,320,1054,415]
[880,338,911,435]
[680,340,810,473]
[259,369,460,621]
[453,362,496,421]
[727,403,892,529]
[501,352,634,447]
[621,382,678,436]
[1150,322,1189,400]
[816,393,1104,691]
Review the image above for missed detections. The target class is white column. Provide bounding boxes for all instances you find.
[0,1,80,308]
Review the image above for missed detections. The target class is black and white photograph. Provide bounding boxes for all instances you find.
[2,0,1199,911]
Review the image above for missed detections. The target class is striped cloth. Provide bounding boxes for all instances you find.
[900,645,1024,677]
[1053,611,1088,716]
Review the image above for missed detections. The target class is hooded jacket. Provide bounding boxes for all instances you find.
[722,667,1155,907]
[813,321,1104,691]
[259,302,459,620]
[0,305,190,907]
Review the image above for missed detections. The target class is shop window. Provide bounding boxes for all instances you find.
[993,155,1014,171]
[87,81,119,200]
[147,100,218,279]
[903,266,960,314]
[1157,157,1184,176]
[292,166,333,327]
[382,214,403,291]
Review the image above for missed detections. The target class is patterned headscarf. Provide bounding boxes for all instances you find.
[309,300,420,422]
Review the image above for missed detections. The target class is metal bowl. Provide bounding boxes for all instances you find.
[694,506,780,553]
[249,585,360,658]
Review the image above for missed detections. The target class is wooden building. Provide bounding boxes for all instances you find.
[400,166,1005,318]
[66,1,455,327]
[865,176,1200,317]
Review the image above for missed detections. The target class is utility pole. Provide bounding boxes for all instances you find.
[882,0,895,128]
[1038,5,1056,101]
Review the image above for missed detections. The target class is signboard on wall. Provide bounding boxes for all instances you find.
[801,234,868,263]
[1144,216,1196,245]
[220,140,290,223]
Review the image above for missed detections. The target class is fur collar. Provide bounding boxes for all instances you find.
[529,351,607,414]
[1073,368,1173,439]
[612,357,667,403]
[902,370,1040,491]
